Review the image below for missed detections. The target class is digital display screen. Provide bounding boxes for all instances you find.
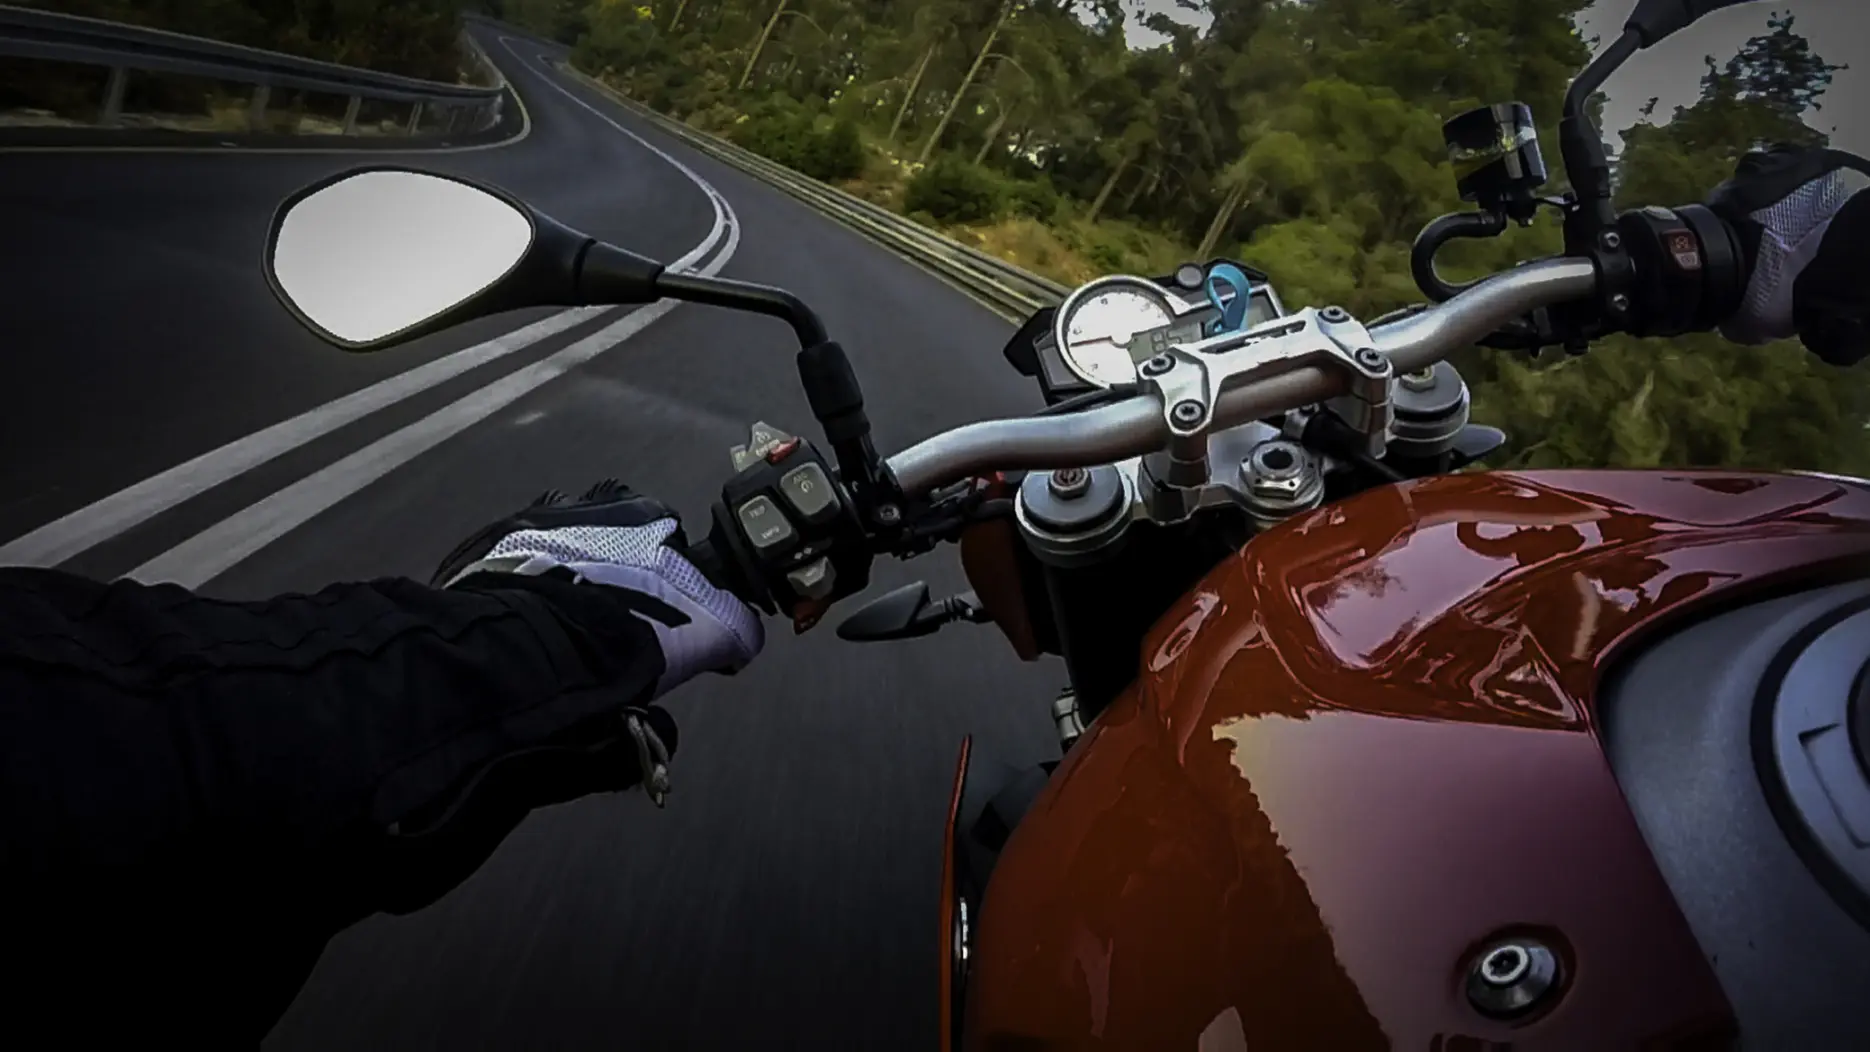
[1129,290,1282,364]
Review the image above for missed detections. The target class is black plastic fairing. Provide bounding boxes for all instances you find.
[1001,306,1053,378]
[1853,665,1870,779]
[1598,577,1870,1050]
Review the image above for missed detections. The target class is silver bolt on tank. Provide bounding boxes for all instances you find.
[1465,938,1561,1019]
[1239,439,1325,532]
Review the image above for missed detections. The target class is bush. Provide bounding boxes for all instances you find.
[802,116,865,182]
[1005,177,1061,221]
[730,97,815,166]
[728,99,863,181]
[1085,236,1127,272]
[687,102,740,134]
[904,156,1005,224]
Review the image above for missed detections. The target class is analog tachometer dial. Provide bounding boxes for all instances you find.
[1055,278,1176,387]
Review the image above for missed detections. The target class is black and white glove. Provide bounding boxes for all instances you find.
[434,480,764,698]
[1710,144,1870,364]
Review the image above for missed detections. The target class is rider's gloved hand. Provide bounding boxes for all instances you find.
[434,479,764,697]
[1709,144,1870,364]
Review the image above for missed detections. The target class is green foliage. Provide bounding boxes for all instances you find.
[497,0,586,44]
[1005,177,1060,221]
[813,116,866,182]
[105,0,1863,478]
[1478,334,1870,474]
[572,3,668,77]
[728,97,864,181]
[563,0,1865,476]
[905,156,1005,223]
[1470,8,1869,476]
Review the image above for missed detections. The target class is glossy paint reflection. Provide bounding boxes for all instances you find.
[968,471,1870,1051]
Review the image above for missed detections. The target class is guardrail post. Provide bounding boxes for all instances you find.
[247,83,270,130]
[99,66,128,126]
[341,95,362,134]
[405,101,423,134]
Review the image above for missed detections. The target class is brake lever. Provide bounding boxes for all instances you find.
[837,583,990,642]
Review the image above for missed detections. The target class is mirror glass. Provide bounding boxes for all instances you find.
[270,169,534,346]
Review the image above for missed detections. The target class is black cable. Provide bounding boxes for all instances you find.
[1037,382,1143,416]
[1351,452,1407,483]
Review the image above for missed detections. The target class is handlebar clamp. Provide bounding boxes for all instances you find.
[1140,307,1395,460]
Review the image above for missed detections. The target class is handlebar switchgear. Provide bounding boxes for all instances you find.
[702,422,874,627]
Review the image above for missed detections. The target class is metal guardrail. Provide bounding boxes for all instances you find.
[0,4,506,137]
[559,65,1069,323]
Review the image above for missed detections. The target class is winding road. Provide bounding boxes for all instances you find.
[2,24,1064,1050]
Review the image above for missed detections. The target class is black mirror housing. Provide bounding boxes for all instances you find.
[1626,0,1759,48]
[264,165,665,353]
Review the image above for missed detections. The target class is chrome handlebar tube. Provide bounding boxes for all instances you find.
[885,258,1598,494]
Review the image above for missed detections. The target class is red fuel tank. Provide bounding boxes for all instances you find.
[966,470,1870,1051]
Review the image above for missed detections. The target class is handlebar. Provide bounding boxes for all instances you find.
[884,257,1600,494]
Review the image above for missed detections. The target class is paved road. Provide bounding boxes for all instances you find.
[2,25,1064,1051]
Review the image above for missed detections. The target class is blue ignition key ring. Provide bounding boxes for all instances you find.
[1203,264,1254,337]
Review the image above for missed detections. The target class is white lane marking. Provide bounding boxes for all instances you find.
[134,218,741,588]
[0,37,727,570]
[492,37,727,203]
[130,56,744,588]
[0,307,595,566]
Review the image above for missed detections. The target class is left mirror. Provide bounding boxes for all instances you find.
[267,168,535,349]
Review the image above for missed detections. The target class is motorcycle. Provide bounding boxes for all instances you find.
[263,0,1870,1046]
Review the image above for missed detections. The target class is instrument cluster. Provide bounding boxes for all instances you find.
[1001,260,1289,405]
[1055,261,1287,389]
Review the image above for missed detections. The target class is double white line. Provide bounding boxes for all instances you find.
[0,41,742,589]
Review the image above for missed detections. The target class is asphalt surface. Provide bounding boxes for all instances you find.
[2,26,1064,1051]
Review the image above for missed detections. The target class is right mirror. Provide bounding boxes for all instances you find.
[1627,0,1762,46]
[266,168,536,349]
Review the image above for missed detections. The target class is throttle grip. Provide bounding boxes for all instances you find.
[1614,203,1748,338]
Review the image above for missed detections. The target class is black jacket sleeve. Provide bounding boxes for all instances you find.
[0,566,678,1047]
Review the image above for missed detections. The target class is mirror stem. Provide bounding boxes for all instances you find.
[654,271,829,348]
[575,240,667,306]
[1560,28,1642,227]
